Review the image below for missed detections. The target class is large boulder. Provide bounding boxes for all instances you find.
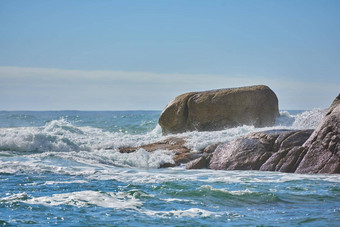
[207,129,313,171]
[159,85,279,135]
[295,94,340,173]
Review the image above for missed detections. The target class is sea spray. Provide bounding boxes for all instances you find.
[0,109,327,168]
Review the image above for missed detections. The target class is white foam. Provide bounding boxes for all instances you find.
[0,155,99,175]
[42,180,89,185]
[0,148,175,176]
[89,148,175,169]
[51,148,175,169]
[0,109,329,174]
[3,151,339,185]
[174,108,326,151]
[292,108,326,129]
[24,190,142,209]
[0,119,175,170]
[182,125,256,151]
[141,208,222,218]
[1,109,324,155]
[200,185,253,195]
[275,111,295,126]
[0,118,162,154]
[273,172,340,183]
[162,198,198,204]
[0,192,29,202]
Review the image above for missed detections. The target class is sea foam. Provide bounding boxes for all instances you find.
[18,191,143,209]
[0,109,326,172]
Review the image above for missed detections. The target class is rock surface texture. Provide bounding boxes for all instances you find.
[118,137,200,168]
[295,94,340,173]
[158,85,279,135]
[188,93,340,174]
[206,129,313,172]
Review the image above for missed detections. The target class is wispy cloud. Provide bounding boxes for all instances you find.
[0,66,338,110]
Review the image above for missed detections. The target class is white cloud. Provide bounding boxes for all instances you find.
[0,66,338,110]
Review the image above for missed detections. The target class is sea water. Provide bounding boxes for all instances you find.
[0,109,339,226]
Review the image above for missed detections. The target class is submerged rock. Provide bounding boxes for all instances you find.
[119,137,190,155]
[118,137,198,167]
[158,85,279,135]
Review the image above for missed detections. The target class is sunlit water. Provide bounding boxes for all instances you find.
[0,109,339,226]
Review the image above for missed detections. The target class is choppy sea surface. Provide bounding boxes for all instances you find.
[0,109,339,226]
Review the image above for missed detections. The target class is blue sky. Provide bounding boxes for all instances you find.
[0,0,339,110]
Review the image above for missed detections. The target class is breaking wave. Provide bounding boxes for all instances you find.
[0,109,326,171]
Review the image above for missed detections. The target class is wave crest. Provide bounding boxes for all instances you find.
[275,108,326,129]
[292,108,326,129]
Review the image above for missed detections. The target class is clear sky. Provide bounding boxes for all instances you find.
[0,0,339,110]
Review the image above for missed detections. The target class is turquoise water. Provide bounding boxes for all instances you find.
[0,110,339,226]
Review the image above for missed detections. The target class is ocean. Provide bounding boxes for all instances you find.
[0,109,339,226]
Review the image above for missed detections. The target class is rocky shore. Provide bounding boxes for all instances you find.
[118,86,340,174]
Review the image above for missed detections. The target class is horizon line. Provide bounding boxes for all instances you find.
[0,108,319,112]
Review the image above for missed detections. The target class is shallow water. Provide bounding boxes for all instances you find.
[1,109,339,226]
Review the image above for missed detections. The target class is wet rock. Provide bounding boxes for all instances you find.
[209,137,271,170]
[208,129,313,171]
[186,154,212,169]
[119,137,190,154]
[174,152,202,165]
[119,137,198,167]
[295,94,340,173]
[159,162,176,168]
[260,130,313,172]
[207,93,340,174]
[201,143,221,153]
